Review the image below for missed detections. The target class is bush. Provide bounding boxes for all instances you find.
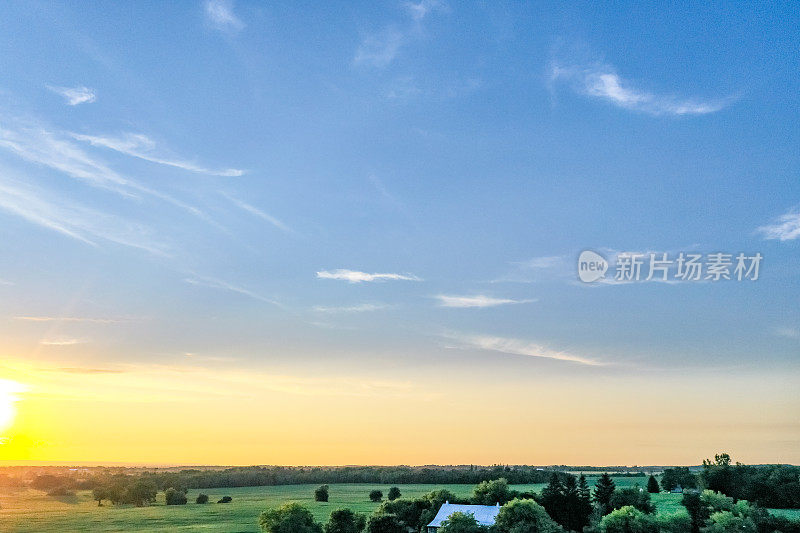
[366,513,404,533]
[473,478,511,505]
[47,486,75,497]
[369,489,383,502]
[609,487,655,513]
[196,493,209,504]
[599,506,657,533]
[165,487,188,505]
[325,508,366,533]
[493,498,563,533]
[315,484,329,502]
[218,496,232,503]
[439,511,489,533]
[387,486,401,501]
[260,502,323,533]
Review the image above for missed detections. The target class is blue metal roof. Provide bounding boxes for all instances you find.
[428,503,501,527]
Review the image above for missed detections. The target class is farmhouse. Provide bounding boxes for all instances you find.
[427,502,501,532]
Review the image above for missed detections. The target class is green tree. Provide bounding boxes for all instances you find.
[473,478,511,505]
[196,493,209,504]
[325,508,366,533]
[599,506,657,533]
[165,487,187,505]
[702,453,735,497]
[576,474,593,530]
[660,467,697,491]
[609,488,654,514]
[387,487,401,501]
[653,511,692,533]
[125,479,157,507]
[315,485,330,502]
[439,511,488,533]
[91,487,107,506]
[366,513,404,533]
[703,511,757,533]
[593,473,616,515]
[369,489,383,502]
[493,498,563,533]
[259,503,323,533]
[646,476,659,494]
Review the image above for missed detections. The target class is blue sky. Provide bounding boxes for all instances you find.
[0,1,798,464]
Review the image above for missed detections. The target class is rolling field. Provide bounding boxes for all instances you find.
[0,478,791,532]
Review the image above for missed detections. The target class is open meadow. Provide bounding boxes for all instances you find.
[0,478,691,533]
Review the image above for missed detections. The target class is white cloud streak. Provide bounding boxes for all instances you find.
[47,85,96,106]
[313,303,388,313]
[757,209,800,241]
[435,294,534,308]
[0,177,170,255]
[39,338,86,346]
[353,0,443,68]
[0,120,205,217]
[222,193,292,232]
[316,269,421,283]
[184,275,281,306]
[203,0,244,32]
[550,62,732,116]
[448,333,603,366]
[71,132,244,177]
[15,316,129,323]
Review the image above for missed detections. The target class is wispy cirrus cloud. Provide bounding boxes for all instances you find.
[353,0,444,68]
[316,269,421,283]
[446,332,603,366]
[0,118,204,217]
[39,338,86,346]
[184,275,281,306]
[0,176,170,255]
[757,209,800,241]
[14,316,129,323]
[550,62,733,116]
[203,0,244,32]
[492,255,571,283]
[313,303,388,313]
[435,294,534,308]
[54,367,125,374]
[46,85,96,106]
[222,193,292,232]
[71,132,244,177]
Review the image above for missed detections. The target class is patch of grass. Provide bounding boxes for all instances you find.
[0,479,795,532]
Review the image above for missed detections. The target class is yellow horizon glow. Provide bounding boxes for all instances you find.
[1,357,798,467]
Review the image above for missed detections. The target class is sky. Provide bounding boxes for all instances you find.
[0,1,798,466]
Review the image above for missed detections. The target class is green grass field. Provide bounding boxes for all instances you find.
[0,478,793,532]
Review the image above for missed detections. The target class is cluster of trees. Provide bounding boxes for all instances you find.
[90,477,232,507]
[595,490,800,533]
[90,478,158,507]
[700,453,800,509]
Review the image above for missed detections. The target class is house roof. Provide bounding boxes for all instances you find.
[428,503,501,527]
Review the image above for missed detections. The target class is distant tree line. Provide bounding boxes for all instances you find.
[77,465,563,491]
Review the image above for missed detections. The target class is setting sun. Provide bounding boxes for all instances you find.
[0,379,26,435]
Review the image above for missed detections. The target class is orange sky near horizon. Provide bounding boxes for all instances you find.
[1,356,798,467]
